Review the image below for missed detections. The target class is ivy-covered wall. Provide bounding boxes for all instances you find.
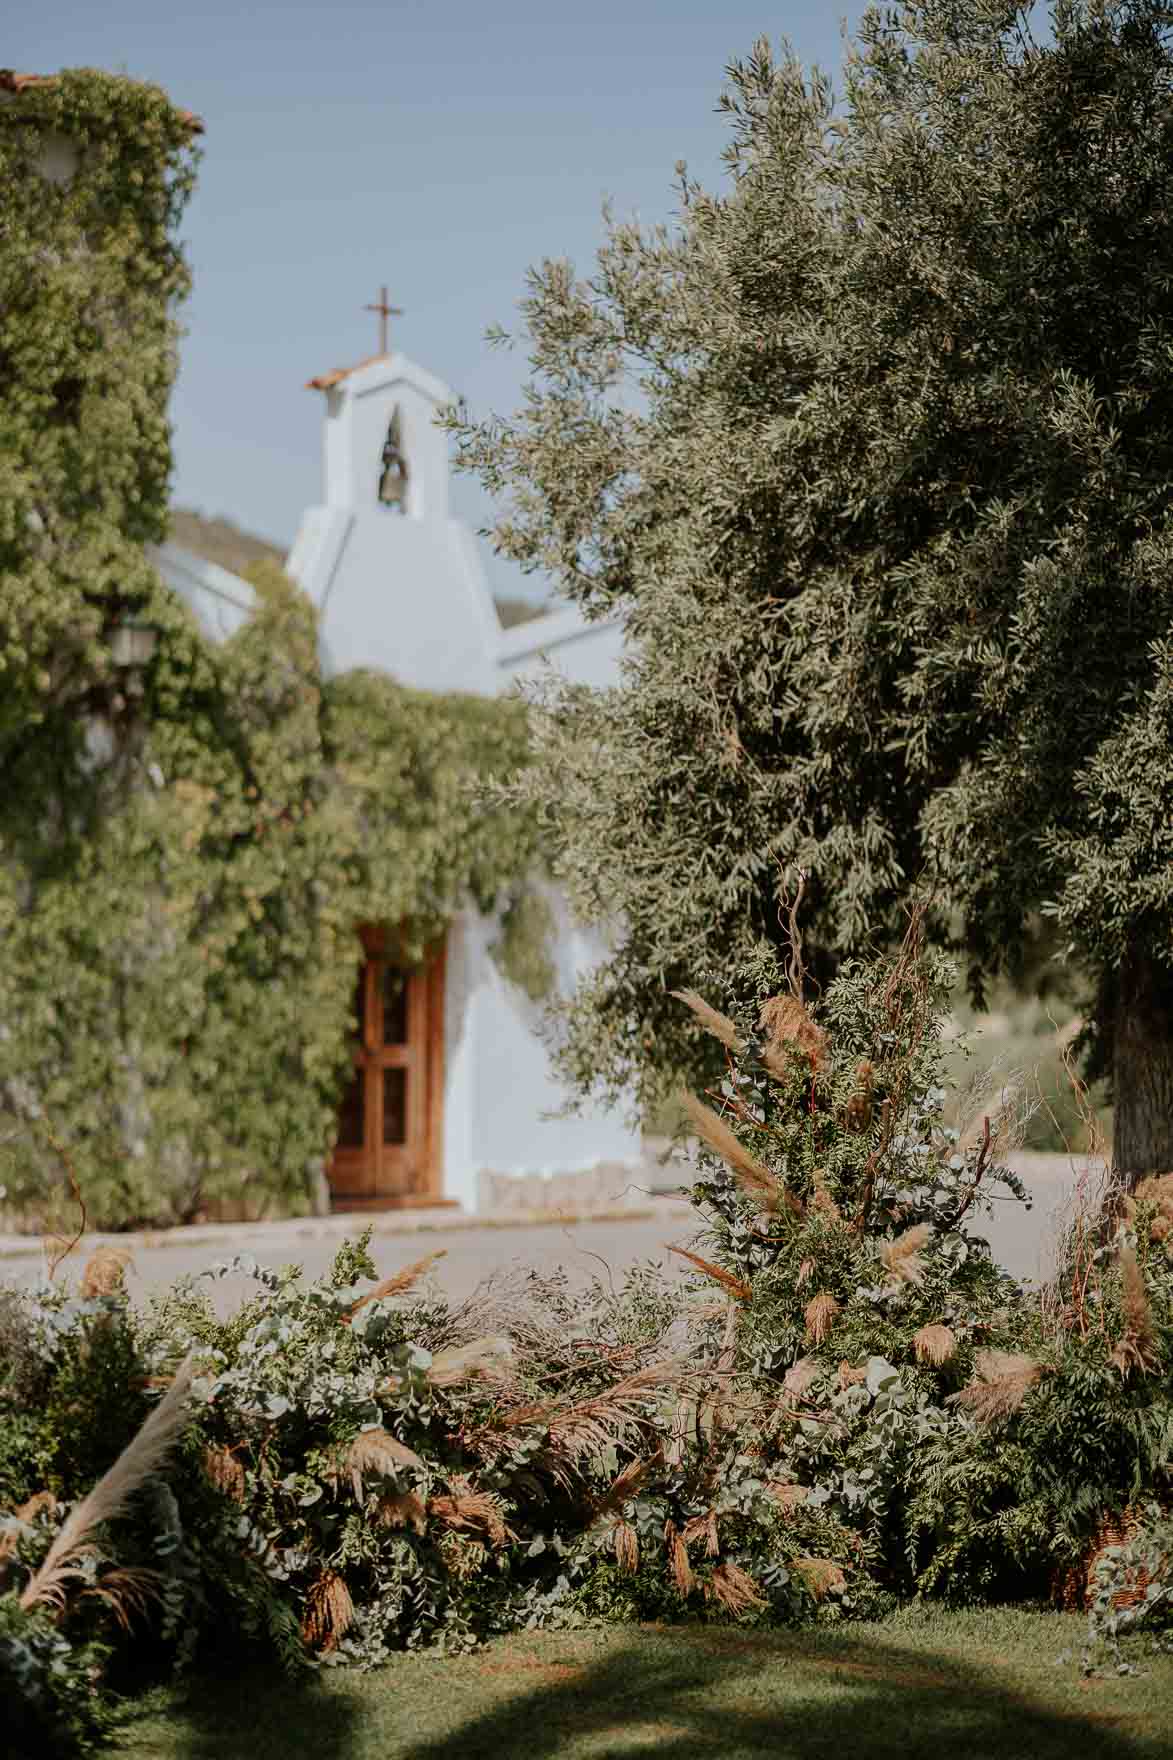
[0,73,547,1230]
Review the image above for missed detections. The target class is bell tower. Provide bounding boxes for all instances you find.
[287,297,499,694]
[311,352,452,522]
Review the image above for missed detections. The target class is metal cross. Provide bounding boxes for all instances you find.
[364,284,403,356]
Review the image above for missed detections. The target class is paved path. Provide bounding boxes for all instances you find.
[1,1154,1103,1312]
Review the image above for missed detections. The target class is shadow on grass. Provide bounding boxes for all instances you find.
[395,1626,1161,1760]
[125,1624,1167,1760]
[118,1665,362,1760]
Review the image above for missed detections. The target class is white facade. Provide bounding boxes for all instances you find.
[153,347,640,1210]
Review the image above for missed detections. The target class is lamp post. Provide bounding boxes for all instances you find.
[105,617,158,704]
[81,616,159,770]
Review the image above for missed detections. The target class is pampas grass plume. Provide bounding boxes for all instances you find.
[665,1519,694,1596]
[612,1518,639,1573]
[301,1567,354,1652]
[671,990,744,1056]
[345,1428,425,1500]
[20,1356,195,1618]
[679,1091,802,1217]
[344,1250,447,1321]
[913,1324,957,1367]
[204,1445,247,1503]
[783,1356,820,1397]
[956,1349,1044,1423]
[1109,1248,1159,1379]
[376,1490,428,1535]
[880,1224,932,1287]
[429,1487,514,1546]
[765,1482,808,1513]
[80,1245,133,1299]
[758,995,828,1078]
[426,1335,515,1388]
[804,1292,840,1346]
[811,1168,842,1220]
[706,1560,767,1614]
[666,1244,753,1302]
[794,1557,847,1601]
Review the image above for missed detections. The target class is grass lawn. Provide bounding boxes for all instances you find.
[114,1607,1173,1760]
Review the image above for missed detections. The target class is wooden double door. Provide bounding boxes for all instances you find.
[328,930,446,1208]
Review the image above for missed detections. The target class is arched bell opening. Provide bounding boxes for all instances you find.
[377,405,409,513]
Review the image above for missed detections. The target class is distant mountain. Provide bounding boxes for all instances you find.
[167,509,286,575]
[167,508,547,631]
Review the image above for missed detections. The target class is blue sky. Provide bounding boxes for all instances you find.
[15,3,877,600]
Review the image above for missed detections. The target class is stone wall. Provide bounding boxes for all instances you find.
[476,1140,687,1215]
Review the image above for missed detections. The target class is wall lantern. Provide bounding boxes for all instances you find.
[106,618,158,700]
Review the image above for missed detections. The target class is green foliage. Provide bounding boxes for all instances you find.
[0,1594,114,1759]
[0,569,539,1229]
[444,3,1173,1153]
[0,69,199,740]
[488,884,558,1003]
[661,924,1172,1614]
[0,575,353,1228]
[320,670,539,963]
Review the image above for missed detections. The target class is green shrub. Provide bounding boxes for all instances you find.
[2,925,1170,1749]
[657,914,1171,1619]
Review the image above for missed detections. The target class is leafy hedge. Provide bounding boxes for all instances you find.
[2,929,1170,1752]
[0,563,546,1231]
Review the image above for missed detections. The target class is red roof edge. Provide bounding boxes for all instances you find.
[0,68,204,134]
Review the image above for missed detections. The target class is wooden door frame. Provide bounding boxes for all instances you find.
[328,925,451,1211]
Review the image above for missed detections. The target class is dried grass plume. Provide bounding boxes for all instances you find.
[665,1519,694,1596]
[955,1350,1045,1423]
[1109,1248,1159,1379]
[783,1357,820,1398]
[679,1092,802,1218]
[344,1250,447,1321]
[765,1481,808,1513]
[666,1244,752,1303]
[345,1428,424,1500]
[794,1557,847,1602]
[427,1335,515,1388]
[1132,1174,1173,1248]
[429,1485,514,1547]
[671,989,744,1056]
[20,1356,195,1619]
[301,1567,354,1652]
[611,1518,640,1573]
[913,1324,957,1367]
[204,1445,247,1503]
[758,994,828,1079]
[706,1560,767,1614]
[375,1490,428,1535]
[80,1246,133,1299]
[880,1224,932,1288]
[811,1168,842,1220]
[804,1292,840,1346]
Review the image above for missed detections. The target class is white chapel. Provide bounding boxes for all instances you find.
[153,341,643,1215]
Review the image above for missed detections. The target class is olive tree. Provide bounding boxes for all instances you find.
[448,0,1173,1182]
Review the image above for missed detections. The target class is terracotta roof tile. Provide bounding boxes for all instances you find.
[0,69,204,133]
[306,353,388,392]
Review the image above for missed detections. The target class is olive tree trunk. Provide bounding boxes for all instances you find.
[1112,944,1173,1188]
